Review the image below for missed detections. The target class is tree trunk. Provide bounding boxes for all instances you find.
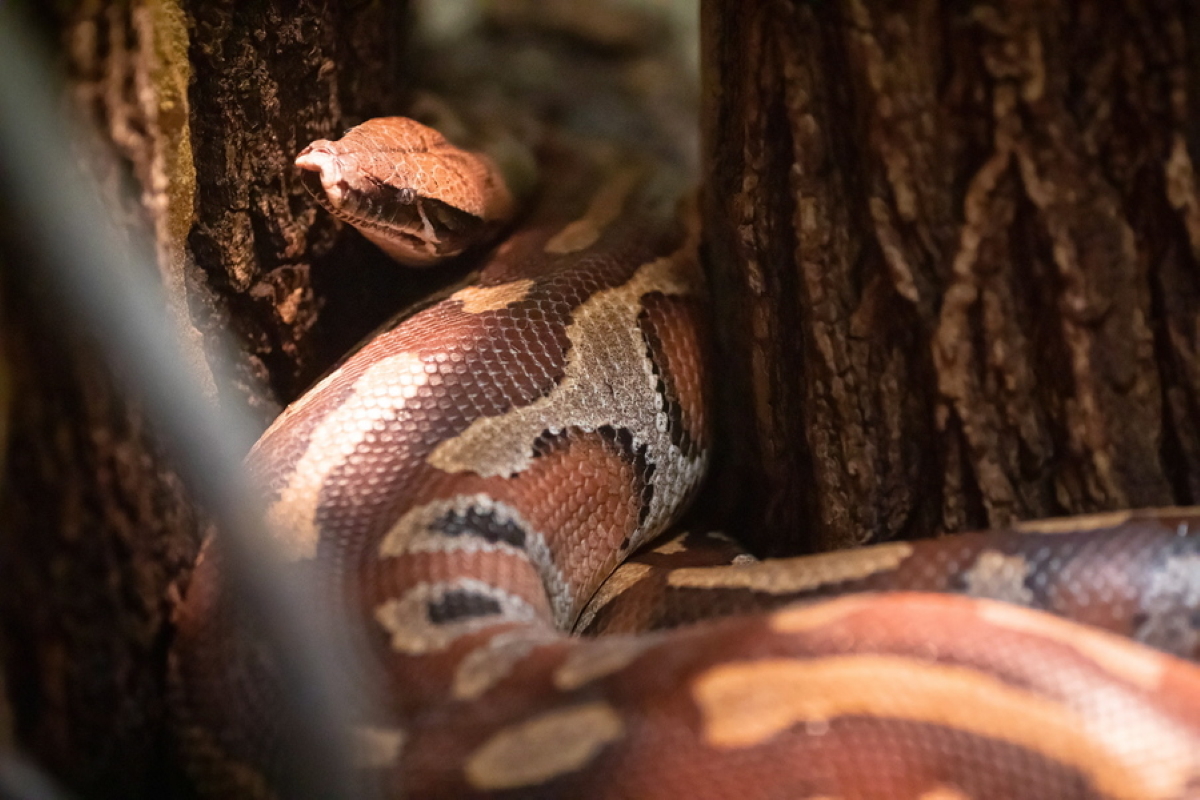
[704,0,1200,556]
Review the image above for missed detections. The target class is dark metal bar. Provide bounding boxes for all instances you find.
[0,754,74,800]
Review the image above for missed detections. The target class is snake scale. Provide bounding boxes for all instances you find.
[168,24,1200,800]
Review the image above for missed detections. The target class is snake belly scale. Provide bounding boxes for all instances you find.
[169,117,1200,799]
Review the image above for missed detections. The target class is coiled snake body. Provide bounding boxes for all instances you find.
[170,114,1200,799]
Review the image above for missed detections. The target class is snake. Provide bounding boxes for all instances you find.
[166,104,1200,799]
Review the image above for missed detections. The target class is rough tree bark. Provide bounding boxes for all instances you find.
[704,0,1200,556]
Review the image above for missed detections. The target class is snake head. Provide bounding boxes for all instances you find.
[296,117,515,267]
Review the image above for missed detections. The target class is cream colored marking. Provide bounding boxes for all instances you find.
[264,351,430,560]
[769,595,905,634]
[554,636,658,691]
[1135,552,1200,654]
[668,543,913,593]
[1145,551,1200,608]
[429,252,692,475]
[352,725,406,769]
[960,549,1035,605]
[573,563,652,633]
[1016,510,1132,534]
[693,656,1195,800]
[454,629,557,700]
[977,602,1166,691]
[654,534,689,554]
[374,579,540,654]
[464,702,624,790]
[451,279,535,313]
[379,494,572,627]
[429,245,706,566]
[544,168,642,254]
[918,787,970,800]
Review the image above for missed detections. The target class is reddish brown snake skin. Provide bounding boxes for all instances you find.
[170,117,1200,799]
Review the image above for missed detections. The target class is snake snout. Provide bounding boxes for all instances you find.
[295,143,349,206]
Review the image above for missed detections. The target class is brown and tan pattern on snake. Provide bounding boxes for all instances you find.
[583,512,1200,661]
[171,118,1200,799]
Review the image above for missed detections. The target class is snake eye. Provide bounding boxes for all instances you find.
[397,187,417,204]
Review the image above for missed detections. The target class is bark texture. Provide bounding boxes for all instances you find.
[0,1,411,797]
[183,0,418,418]
[0,290,200,798]
[704,0,1200,555]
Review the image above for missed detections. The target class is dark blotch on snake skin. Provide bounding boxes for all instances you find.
[427,589,505,624]
[430,507,528,549]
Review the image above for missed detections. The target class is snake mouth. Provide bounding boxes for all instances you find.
[299,167,487,264]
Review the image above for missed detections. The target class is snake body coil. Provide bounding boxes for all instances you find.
[170,117,1200,799]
